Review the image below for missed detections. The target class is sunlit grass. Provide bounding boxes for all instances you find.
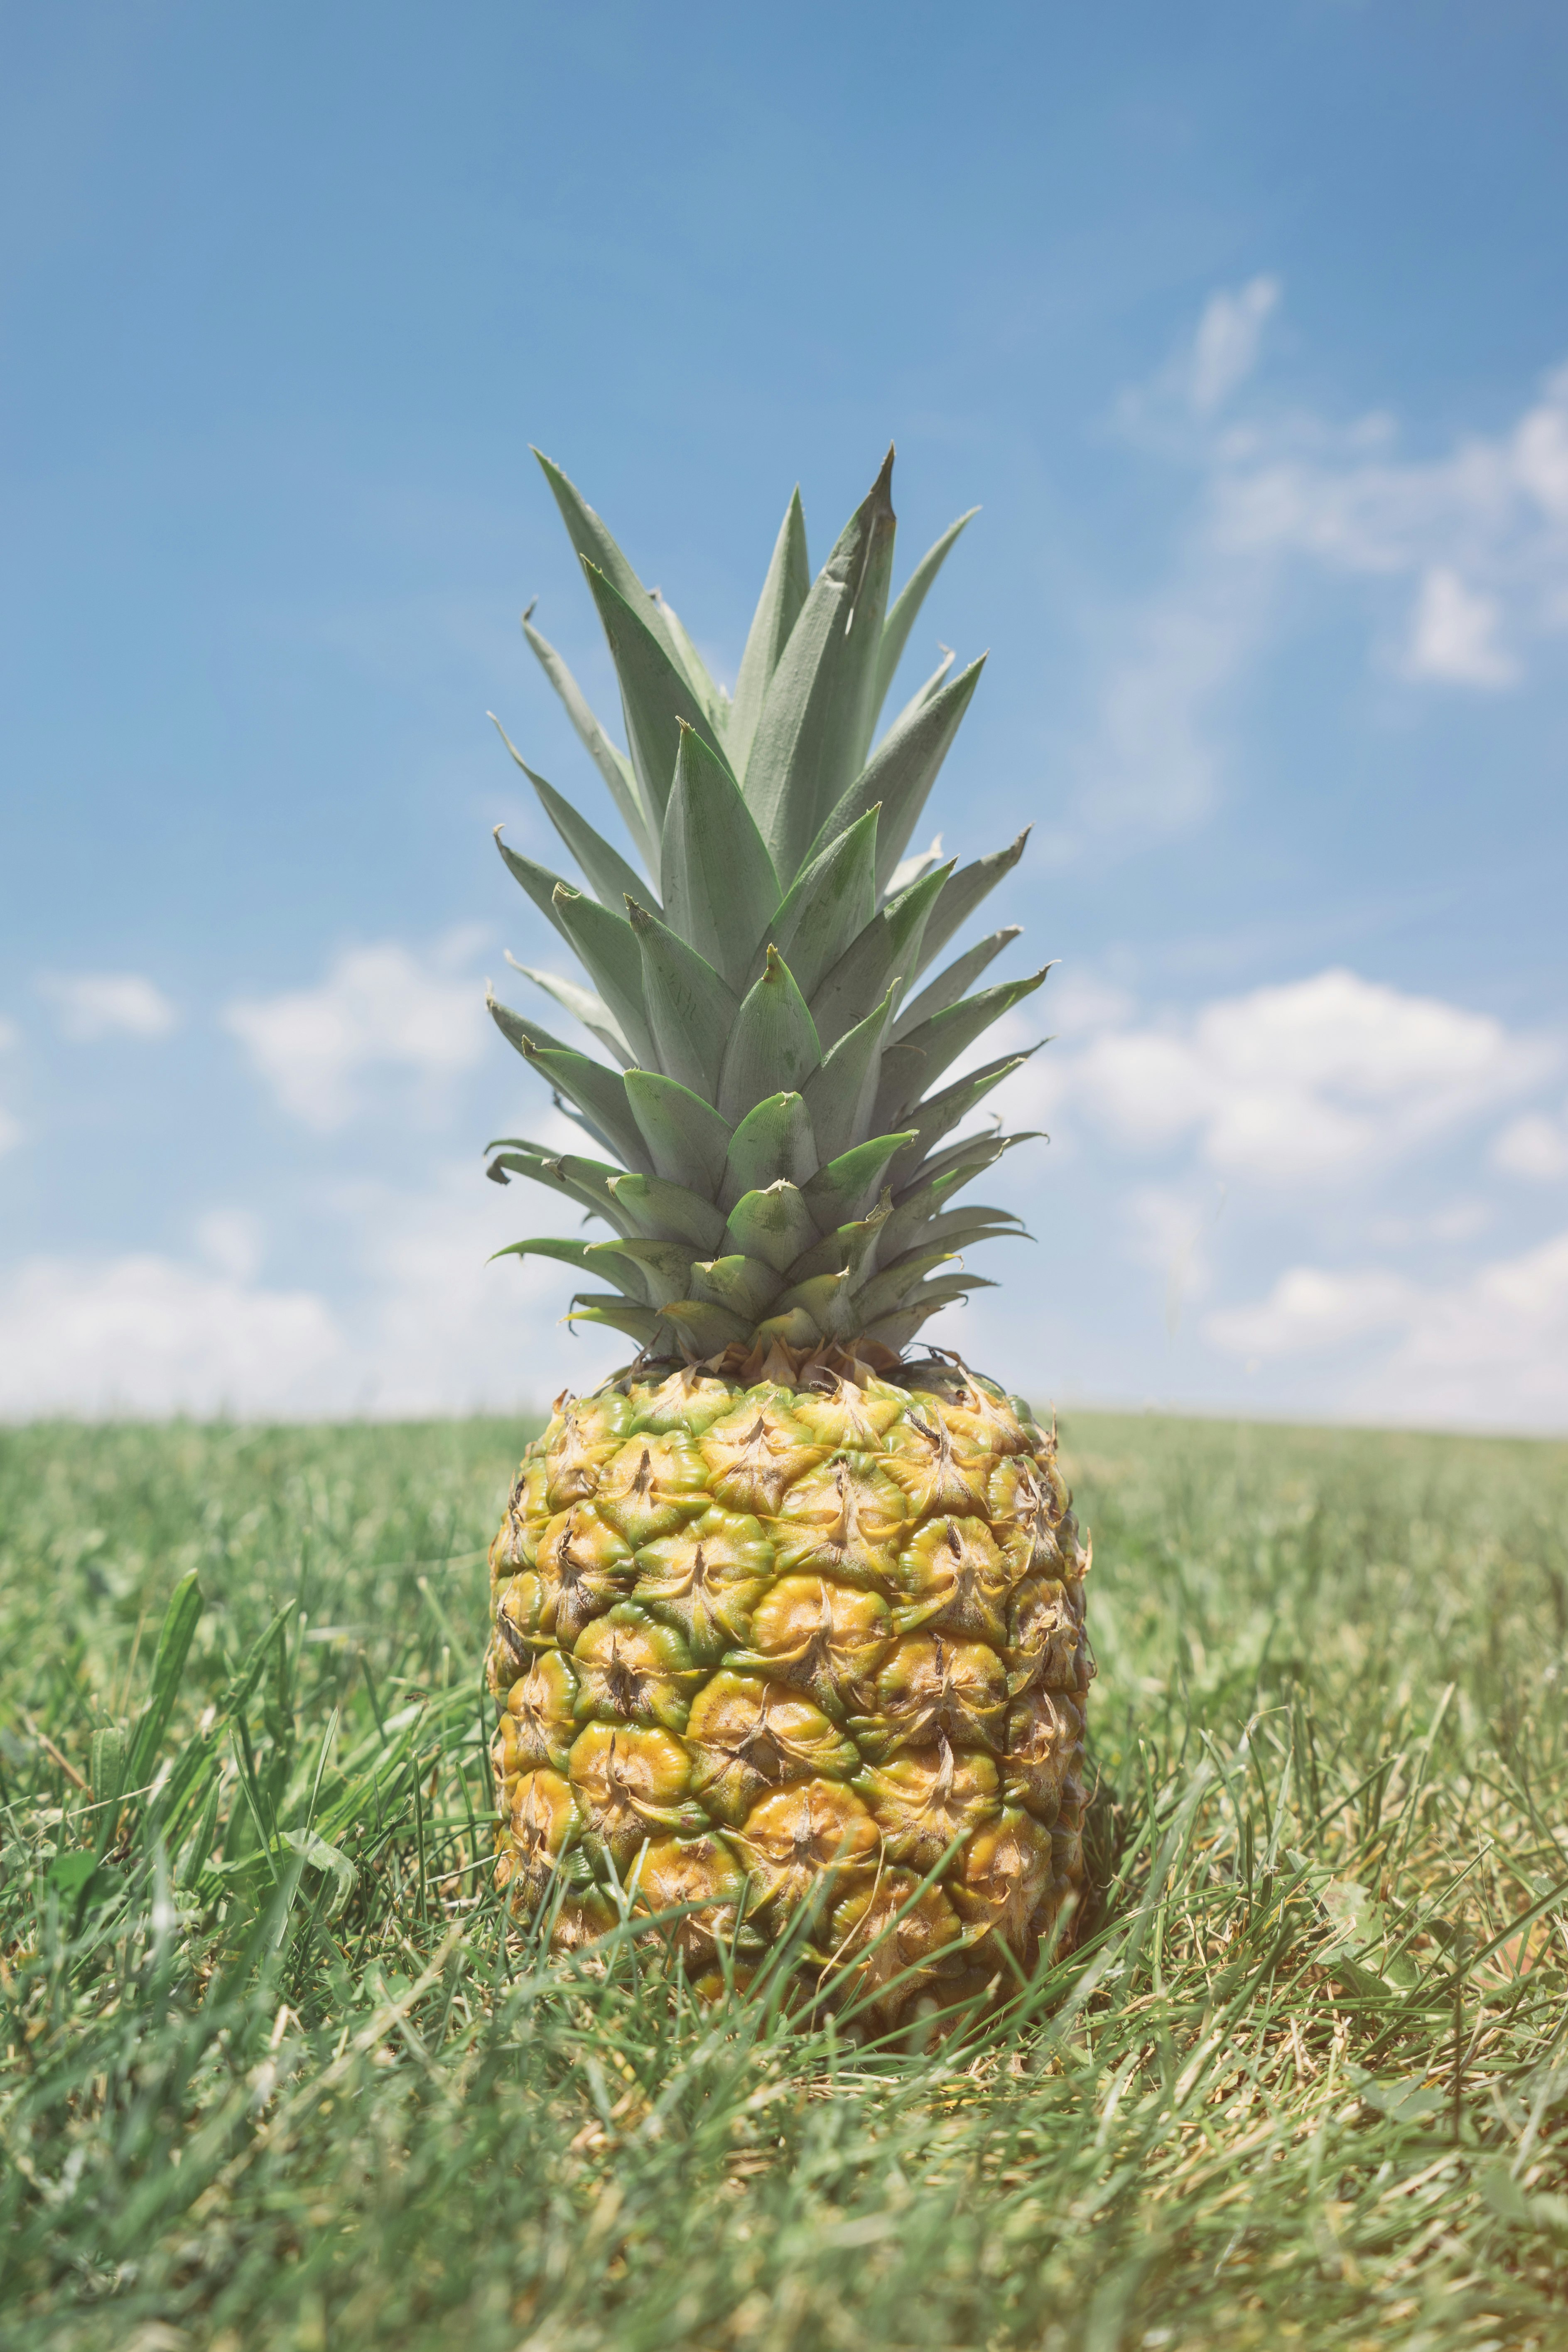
[2,1409,1566,2349]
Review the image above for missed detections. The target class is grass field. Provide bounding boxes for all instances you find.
[2,1407,1566,2351]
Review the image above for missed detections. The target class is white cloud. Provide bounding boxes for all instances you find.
[1378,1229,1568,1427]
[0,1149,618,1422]
[1208,355,1568,689]
[1207,1264,1413,1358]
[1369,1198,1492,1248]
[331,1163,601,1415]
[0,1254,345,1418]
[1492,1107,1568,1181]
[1207,1229,1568,1432]
[38,972,178,1040]
[1124,1183,1221,1337]
[1061,297,1568,858]
[194,1208,265,1283]
[1186,276,1280,416]
[224,935,488,1129]
[1069,570,1264,842]
[1019,967,1554,1187]
[1404,566,1517,686]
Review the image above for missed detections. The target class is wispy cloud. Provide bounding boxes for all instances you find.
[1404,566,1517,686]
[223,934,488,1129]
[1007,966,1556,1187]
[1183,276,1281,417]
[1066,569,1266,842]
[1209,355,1568,685]
[1207,1228,1568,1432]
[0,1161,608,1420]
[0,1250,344,1419]
[37,971,179,1040]
[1063,288,1568,857]
[951,961,1568,1426]
[1492,1103,1568,1181]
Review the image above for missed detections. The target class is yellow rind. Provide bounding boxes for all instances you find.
[487,1353,1092,2025]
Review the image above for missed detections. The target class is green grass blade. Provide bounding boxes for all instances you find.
[126,1572,203,1790]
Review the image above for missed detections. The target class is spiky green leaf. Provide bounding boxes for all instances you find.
[594,1238,694,1307]
[486,1144,633,1233]
[532,449,689,678]
[518,612,655,874]
[808,864,949,1053]
[718,1093,820,1212]
[687,1254,784,1320]
[623,1070,733,1197]
[503,957,634,1068]
[608,1171,727,1252]
[582,562,732,829]
[566,1294,663,1345]
[899,1127,1040,1207]
[491,1236,646,1301]
[523,760,653,915]
[494,829,574,941]
[873,967,1050,1128]
[721,1181,820,1274]
[870,508,979,746]
[730,487,810,780]
[761,807,880,999]
[660,725,781,991]
[851,1245,958,1324]
[486,989,577,1065]
[800,985,896,1162]
[515,1043,651,1174]
[550,885,658,1070]
[660,1298,755,1355]
[885,1052,1036,1191]
[626,898,737,1102]
[799,1132,916,1228]
[910,829,1030,982]
[742,450,898,881]
[894,927,1021,1039]
[653,594,730,737]
[717,948,822,1125]
[804,656,984,894]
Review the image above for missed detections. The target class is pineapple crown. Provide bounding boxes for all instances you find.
[484,447,1048,1365]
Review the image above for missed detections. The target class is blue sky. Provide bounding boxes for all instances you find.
[3,0,1566,1425]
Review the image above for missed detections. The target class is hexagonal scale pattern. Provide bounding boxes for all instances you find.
[487,1357,1092,2023]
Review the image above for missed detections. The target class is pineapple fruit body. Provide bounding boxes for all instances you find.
[479,447,1092,2017]
[488,1348,1092,2019]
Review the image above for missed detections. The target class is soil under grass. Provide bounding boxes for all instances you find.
[1,1407,1566,2350]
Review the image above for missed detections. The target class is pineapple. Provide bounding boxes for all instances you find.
[483,449,1092,2020]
